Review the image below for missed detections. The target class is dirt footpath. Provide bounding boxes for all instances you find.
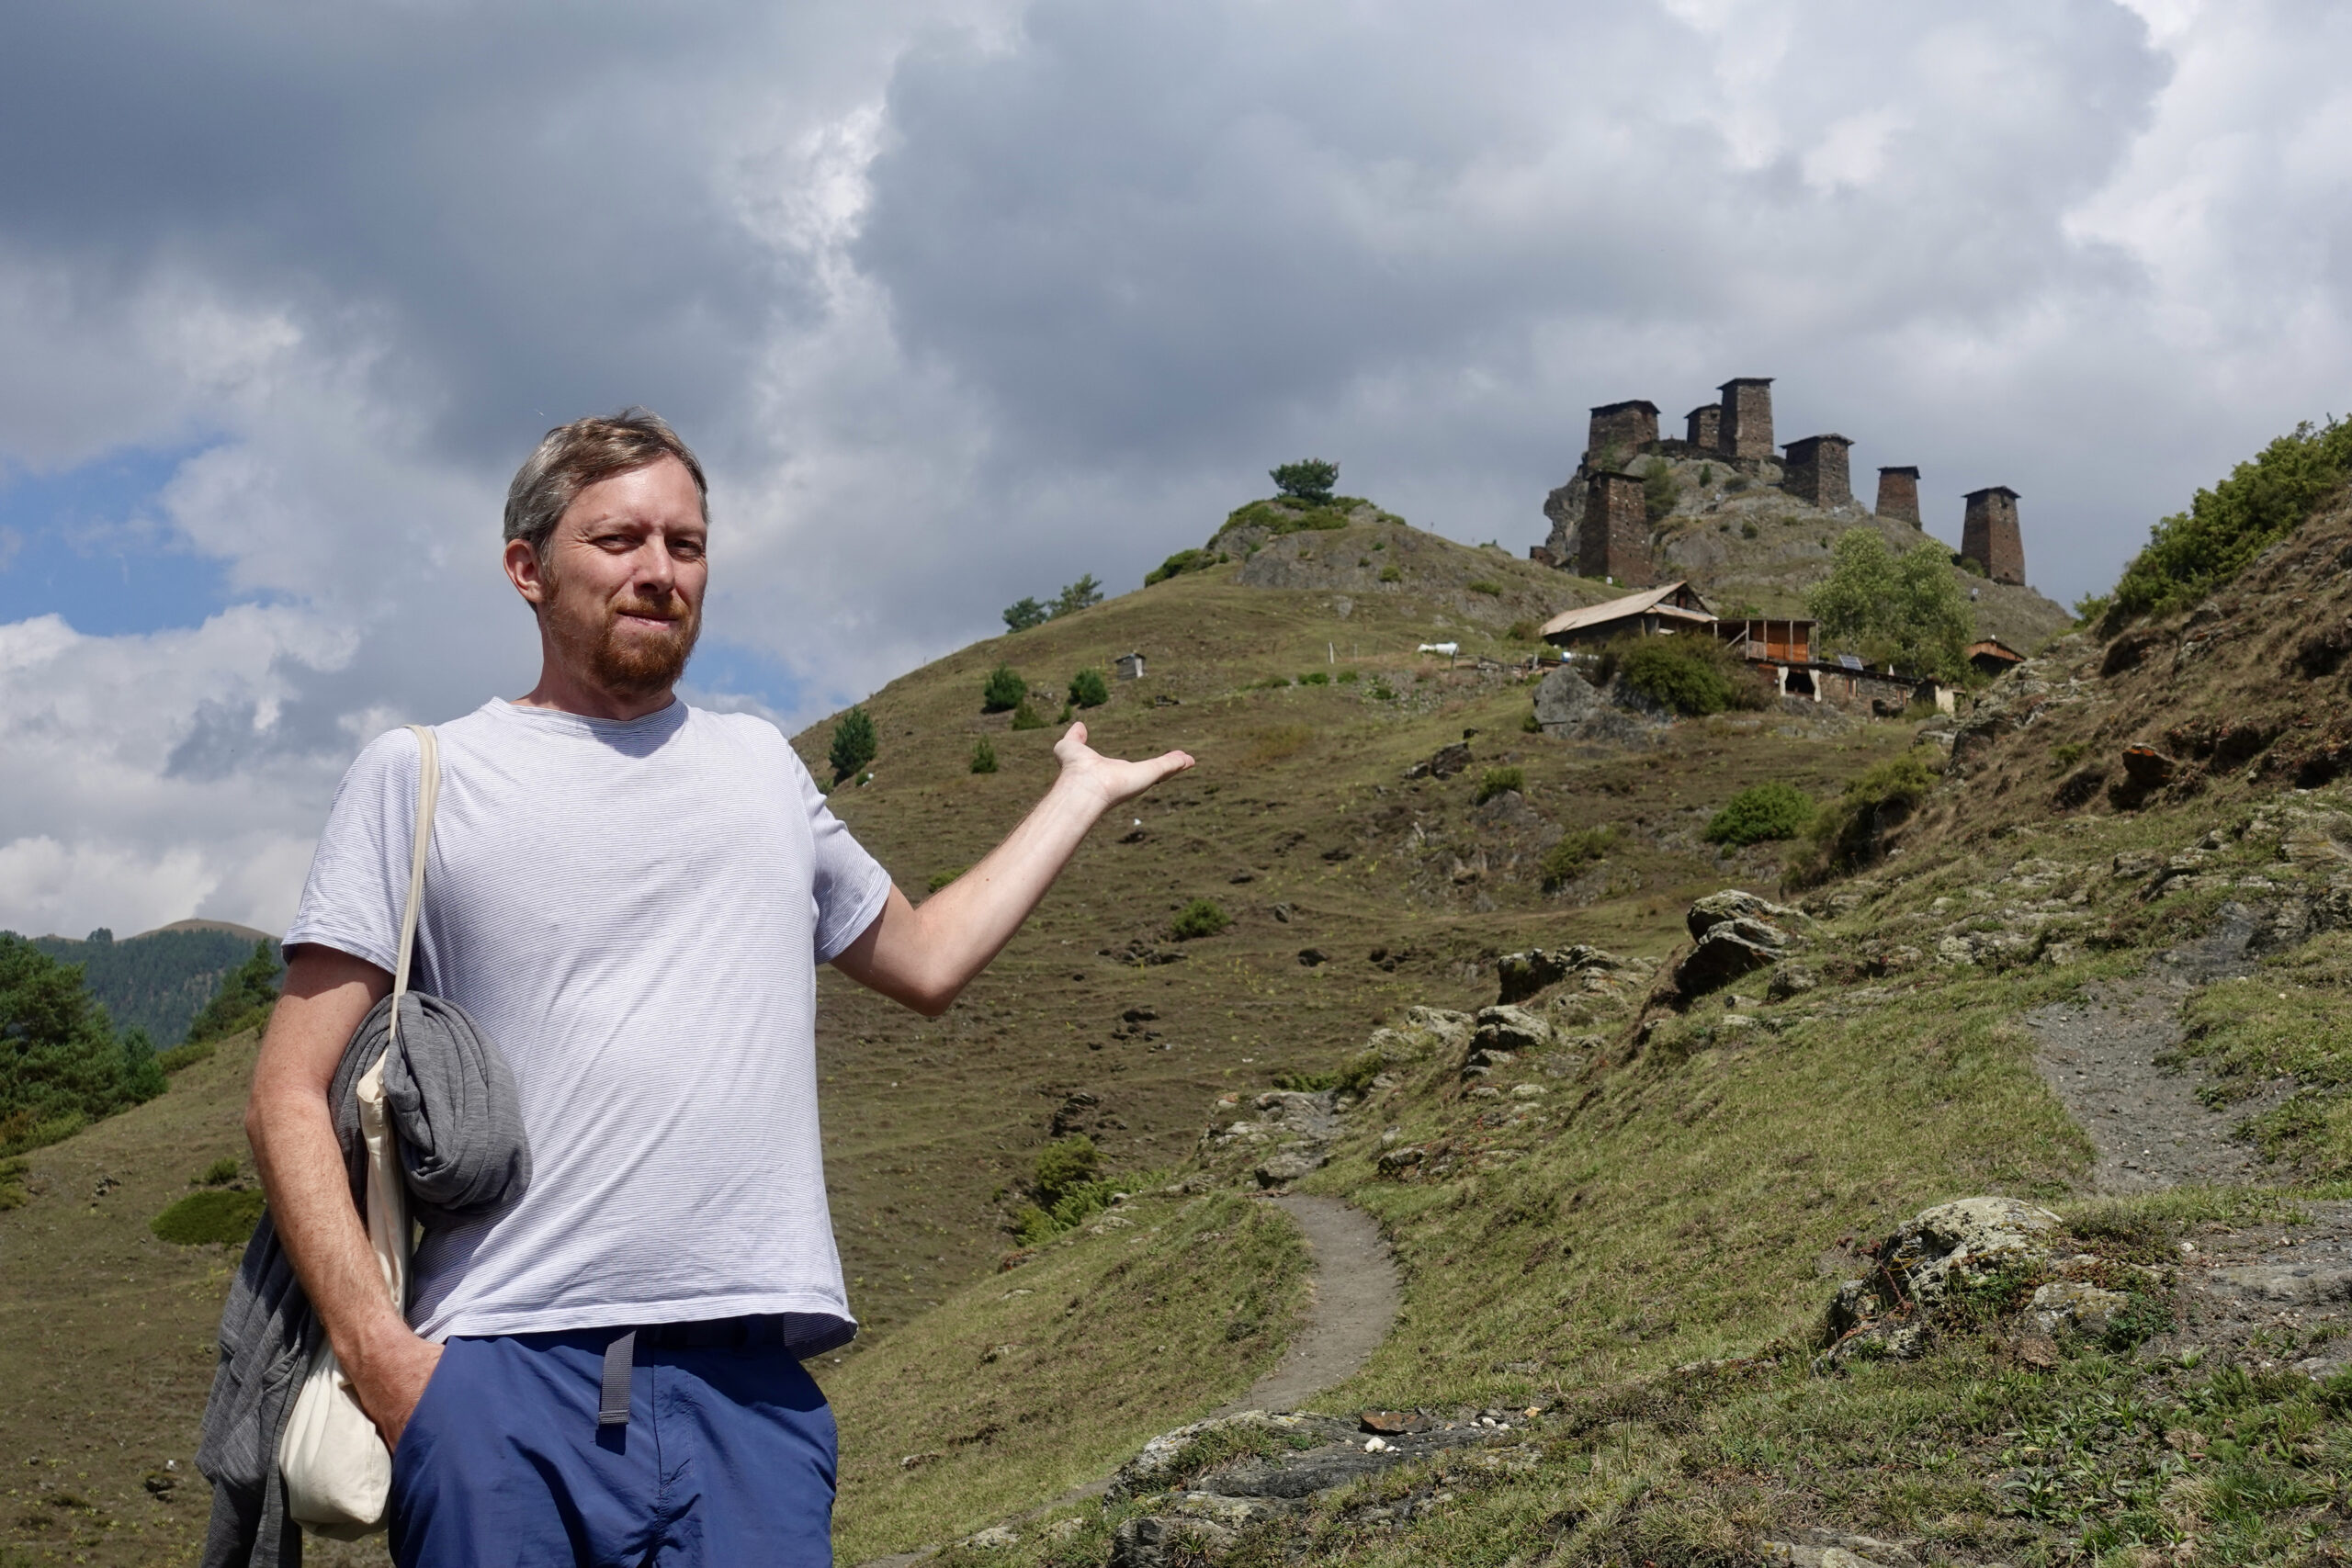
[2024,906,2285,1193]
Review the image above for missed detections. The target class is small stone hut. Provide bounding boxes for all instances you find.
[1684,403,1721,450]
[1781,434,1853,509]
[1586,400,1660,463]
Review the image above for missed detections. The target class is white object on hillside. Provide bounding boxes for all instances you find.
[1417,642,1459,657]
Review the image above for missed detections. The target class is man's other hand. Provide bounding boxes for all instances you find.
[351,1332,445,1451]
[1053,721,1193,809]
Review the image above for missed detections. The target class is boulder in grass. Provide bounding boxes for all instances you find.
[1817,1197,2064,1371]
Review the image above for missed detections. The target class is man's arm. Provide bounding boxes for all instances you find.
[244,945,441,1447]
[830,721,1193,1015]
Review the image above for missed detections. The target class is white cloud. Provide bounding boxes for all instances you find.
[3,0,2352,935]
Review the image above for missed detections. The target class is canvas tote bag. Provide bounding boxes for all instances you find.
[278,724,439,1539]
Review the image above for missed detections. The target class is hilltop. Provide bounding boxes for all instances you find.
[14,453,2352,1567]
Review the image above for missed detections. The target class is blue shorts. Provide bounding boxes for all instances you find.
[390,1323,837,1567]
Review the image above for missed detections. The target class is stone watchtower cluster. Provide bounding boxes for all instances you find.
[1536,374,2030,590]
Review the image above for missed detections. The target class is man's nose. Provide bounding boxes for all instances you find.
[634,539,682,594]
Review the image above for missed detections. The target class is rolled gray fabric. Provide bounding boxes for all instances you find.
[197,991,528,1568]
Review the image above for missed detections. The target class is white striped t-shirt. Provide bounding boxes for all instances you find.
[285,698,893,1349]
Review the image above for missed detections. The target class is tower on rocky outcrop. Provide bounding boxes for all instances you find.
[1685,403,1721,450]
[1586,400,1659,462]
[1961,486,2025,586]
[1717,378,1775,461]
[1578,470,1653,586]
[1781,434,1852,509]
[1875,466,1921,525]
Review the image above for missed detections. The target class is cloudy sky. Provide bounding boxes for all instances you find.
[1,0,2346,938]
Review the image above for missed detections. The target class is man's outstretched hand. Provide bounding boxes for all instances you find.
[1054,721,1194,808]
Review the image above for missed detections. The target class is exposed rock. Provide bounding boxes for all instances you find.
[1675,920,1791,996]
[1766,962,1819,1000]
[964,1525,1021,1549]
[1374,1146,1423,1177]
[1404,742,1473,780]
[2030,1280,2129,1337]
[1402,1007,1474,1051]
[1256,1149,1329,1188]
[1109,1412,1350,1499]
[1110,1513,1235,1568]
[1818,1197,2064,1371]
[1494,944,1632,1003]
[1687,888,1809,941]
[1473,1004,1550,1054]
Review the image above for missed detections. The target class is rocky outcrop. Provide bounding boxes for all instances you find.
[1494,944,1634,1003]
[1530,665,1655,745]
[1818,1197,2063,1370]
[1673,889,1810,998]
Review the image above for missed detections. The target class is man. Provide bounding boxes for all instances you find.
[247,410,1192,1564]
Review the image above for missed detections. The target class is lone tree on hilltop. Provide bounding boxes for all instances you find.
[828,705,878,783]
[1808,531,1973,682]
[1002,596,1049,633]
[1271,458,1339,504]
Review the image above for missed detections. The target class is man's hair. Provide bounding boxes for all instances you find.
[503,408,707,560]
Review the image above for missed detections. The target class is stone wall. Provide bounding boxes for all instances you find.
[1586,400,1659,461]
[1875,466,1921,525]
[1962,486,2026,586]
[1684,403,1721,450]
[1718,378,1775,461]
[1577,471,1653,585]
[1781,434,1852,509]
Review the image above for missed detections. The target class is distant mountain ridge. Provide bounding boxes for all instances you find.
[20,925,277,1046]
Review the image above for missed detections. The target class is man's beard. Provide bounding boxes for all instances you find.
[546,582,701,700]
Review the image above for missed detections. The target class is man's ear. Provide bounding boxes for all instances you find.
[504,536,551,609]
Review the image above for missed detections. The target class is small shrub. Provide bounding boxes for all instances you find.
[1726,474,1750,493]
[1032,1135,1102,1209]
[1704,782,1815,847]
[1002,596,1049,632]
[1621,639,1735,716]
[1698,463,1713,486]
[2052,741,2088,771]
[1069,669,1110,709]
[1473,766,1525,804]
[1641,457,1678,521]
[828,705,878,781]
[1009,699,1046,730]
[1056,702,1074,725]
[928,865,967,893]
[1247,674,1291,691]
[1270,458,1340,503]
[1521,711,1542,733]
[1170,899,1230,941]
[1786,749,1943,887]
[1378,565,1402,583]
[1504,619,1538,642]
[1145,548,1211,586]
[1369,679,1396,700]
[0,1157,28,1212]
[1467,579,1503,596]
[981,664,1025,713]
[1540,827,1615,891]
[1298,671,1329,686]
[194,1156,240,1187]
[969,739,998,774]
[1336,670,1360,684]
[1740,521,1759,540]
[150,1188,265,1247]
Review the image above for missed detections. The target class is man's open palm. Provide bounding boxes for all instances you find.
[1055,722,1193,807]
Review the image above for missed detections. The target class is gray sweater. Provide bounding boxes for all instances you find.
[198,991,531,1568]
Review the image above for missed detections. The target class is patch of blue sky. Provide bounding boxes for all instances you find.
[677,636,809,729]
[0,443,259,637]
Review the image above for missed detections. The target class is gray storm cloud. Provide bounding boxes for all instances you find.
[0,0,2346,935]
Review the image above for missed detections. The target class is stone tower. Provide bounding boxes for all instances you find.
[1717,378,1775,461]
[1578,470,1653,586]
[1781,434,1852,509]
[1875,466,1921,525]
[1586,400,1659,462]
[1961,486,2025,586]
[1685,403,1721,450]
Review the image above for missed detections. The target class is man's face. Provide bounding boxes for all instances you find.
[513,457,708,700]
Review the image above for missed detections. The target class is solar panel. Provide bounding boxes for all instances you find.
[1838,653,1863,671]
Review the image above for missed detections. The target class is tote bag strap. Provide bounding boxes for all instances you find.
[390,724,440,1047]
